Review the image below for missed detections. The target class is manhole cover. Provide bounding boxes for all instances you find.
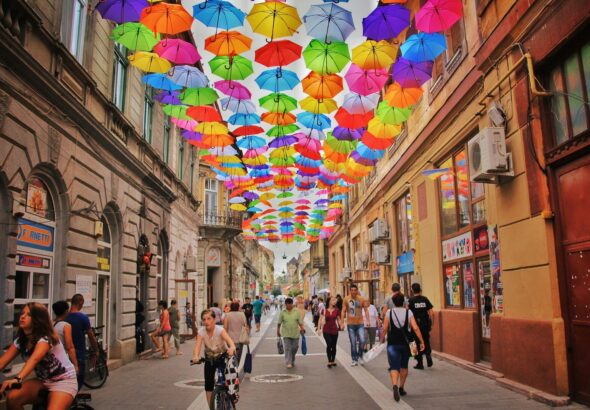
[174,379,205,389]
[250,374,303,383]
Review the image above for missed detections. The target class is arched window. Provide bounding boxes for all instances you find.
[96,216,112,349]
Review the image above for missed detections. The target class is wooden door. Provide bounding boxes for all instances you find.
[555,155,590,404]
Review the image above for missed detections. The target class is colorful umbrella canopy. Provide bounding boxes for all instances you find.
[352,40,397,70]
[301,72,343,99]
[186,106,223,122]
[128,51,171,73]
[400,32,447,62]
[303,40,350,75]
[341,92,380,114]
[259,93,298,113]
[384,82,423,107]
[214,80,252,99]
[168,65,209,88]
[193,0,246,30]
[303,3,355,43]
[300,96,338,114]
[255,68,300,92]
[209,55,254,80]
[334,107,374,128]
[255,40,302,67]
[179,87,219,105]
[362,4,410,41]
[163,104,191,119]
[204,31,252,56]
[247,2,302,40]
[297,112,331,130]
[154,90,181,104]
[141,73,182,91]
[96,0,148,24]
[220,97,256,113]
[416,0,463,33]
[112,22,159,51]
[376,101,412,125]
[393,58,433,88]
[154,38,201,64]
[344,64,390,96]
[262,112,297,125]
[140,3,193,34]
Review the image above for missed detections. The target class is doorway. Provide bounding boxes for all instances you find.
[553,154,590,404]
[96,275,110,350]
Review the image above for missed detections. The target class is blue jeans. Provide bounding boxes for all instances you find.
[387,344,410,371]
[347,324,366,362]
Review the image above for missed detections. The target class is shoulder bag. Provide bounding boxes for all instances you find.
[239,314,250,345]
[391,309,419,357]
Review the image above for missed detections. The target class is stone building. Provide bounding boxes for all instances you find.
[328,0,589,403]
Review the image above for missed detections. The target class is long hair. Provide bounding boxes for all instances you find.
[16,302,59,350]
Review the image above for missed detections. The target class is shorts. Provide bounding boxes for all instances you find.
[158,330,171,337]
[254,315,261,324]
[44,377,79,399]
[387,344,410,372]
[204,357,226,391]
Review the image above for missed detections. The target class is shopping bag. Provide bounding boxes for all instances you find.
[364,342,386,363]
[301,334,307,356]
[244,345,252,373]
[277,338,284,355]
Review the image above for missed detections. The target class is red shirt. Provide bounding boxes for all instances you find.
[322,308,340,335]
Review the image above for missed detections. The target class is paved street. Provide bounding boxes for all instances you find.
[88,311,588,409]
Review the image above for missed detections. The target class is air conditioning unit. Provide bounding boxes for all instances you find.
[468,127,513,183]
[373,244,390,264]
[339,266,351,282]
[355,252,369,270]
[368,224,377,242]
[374,218,389,239]
[185,256,198,272]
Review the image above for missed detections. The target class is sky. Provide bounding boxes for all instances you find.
[181,0,382,275]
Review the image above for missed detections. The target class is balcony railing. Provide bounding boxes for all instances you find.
[200,212,242,229]
[313,257,328,268]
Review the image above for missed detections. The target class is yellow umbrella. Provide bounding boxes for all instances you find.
[222,167,247,176]
[278,200,294,206]
[260,192,276,201]
[230,203,248,211]
[128,51,172,73]
[196,122,229,135]
[246,2,302,40]
[367,117,403,139]
[352,40,398,70]
[299,96,338,114]
[242,155,267,166]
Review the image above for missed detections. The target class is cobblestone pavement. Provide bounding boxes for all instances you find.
[87,311,589,410]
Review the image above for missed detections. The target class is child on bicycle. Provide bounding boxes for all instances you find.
[192,309,236,406]
[0,302,78,409]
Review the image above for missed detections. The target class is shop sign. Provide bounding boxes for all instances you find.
[17,253,50,269]
[97,246,111,272]
[442,232,472,262]
[27,183,47,218]
[17,219,54,252]
[474,226,489,252]
[206,248,221,267]
[396,250,414,274]
[75,274,93,307]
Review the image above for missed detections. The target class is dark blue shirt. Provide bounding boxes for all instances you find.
[65,311,90,357]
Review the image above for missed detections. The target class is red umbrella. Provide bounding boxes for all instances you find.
[361,131,395,150]
[335,107,374,128]
[186,106,222,122]
[153,39,201,64]
[255,40,302,67]
[233,125,265,136]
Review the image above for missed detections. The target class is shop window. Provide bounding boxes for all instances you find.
[439,157,457,236]
[462,261,476,308]
[112,43,128,111]
[478,258,493,338]
[163,116,171,164]
[430,19,465,93]
[61,0,88,63]
[546,40,590,146]
[395,192,413,254]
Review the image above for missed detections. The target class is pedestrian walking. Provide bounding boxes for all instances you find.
[211,303,223,325]
[363,300,381,351]
[341,284,368,366]
[151,300,172,359]
[318,296,341,368]
[311,296,320,330]
[382,283,403,318]
[277,298,305,368]
[336,294,343,312]
[192,309,236,407]
[252,296,264,332]
[381,293,425,402]
[52,301,79,375]
[185,302,195,337]
[242,297,254,331]
[65,293,99,390]
[409,283,434,369]
[0,303,78,409]
[296,295,306,322]
[168,300,183,356]
[224,302,248,364]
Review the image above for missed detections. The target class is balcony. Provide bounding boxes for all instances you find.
[312,257,328,268]
[199,212,242,239]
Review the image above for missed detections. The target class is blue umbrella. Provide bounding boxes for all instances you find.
[255,68,300,92]
[220,97,256,114]
[193,0,246,30]
[297,112,331,130]
[331,194,347,201]
[354,141,385,160]
[248,206,262,212]
[142,74,182,91]
[303,3,355,43]
[168,65,208,88]
[400,33,447,62]
[228,113,261,126]
[237,136,266,149]
[296,156,322,168]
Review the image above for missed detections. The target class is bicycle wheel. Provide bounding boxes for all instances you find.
[83,355,108,389]
[209,390,235,410]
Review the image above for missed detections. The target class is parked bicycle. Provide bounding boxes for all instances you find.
[191,353,236,410]
[84,325,109,389]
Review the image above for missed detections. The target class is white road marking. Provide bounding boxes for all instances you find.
[255,353,324,357]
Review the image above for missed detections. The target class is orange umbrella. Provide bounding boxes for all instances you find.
[301,72,343,99]
[140,3,193,35]
[261,112,297,125]
[205,31,253,56]
[384,82,423,108]
[201,134,234,147]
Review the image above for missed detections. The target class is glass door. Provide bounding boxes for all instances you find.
[96,275,110,350]
[477,258,492,361]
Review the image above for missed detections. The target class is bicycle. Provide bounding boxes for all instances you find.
[83,325,109,389]
[2,381,94,409]
[191,353,237,410]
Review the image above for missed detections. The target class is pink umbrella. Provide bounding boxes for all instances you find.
[416,0,463,33]
[345,64,390,96]
[295,199,311,204]
[171,117,199,130]
[244,147,268,158]
[214,80,252,100]
[154,39,201,64]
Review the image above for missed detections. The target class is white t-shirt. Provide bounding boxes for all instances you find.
[198,325,227,358]
[385,308,414,331]
[53,321,68,347]
[13,337,76,382]
[362,304,380,328]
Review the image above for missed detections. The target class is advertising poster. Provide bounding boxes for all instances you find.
[489,225,503,313]
[27,182,47,218]
[444,264,460,307]
[463,261,475,308]
[76,274,93,307]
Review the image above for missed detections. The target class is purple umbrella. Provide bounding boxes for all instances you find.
[393,58,433,88]
[362,4,410,41]
[96,0,149,24]
[315,199,330,205]
[332,126,365,141]
[155,90,182,105]
[269,135,298,148]
[214,80,252,100]
[350,151,379,166]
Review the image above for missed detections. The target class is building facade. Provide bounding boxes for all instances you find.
[328,0,589,402]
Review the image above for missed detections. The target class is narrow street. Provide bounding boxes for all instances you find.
[89,311,586,410]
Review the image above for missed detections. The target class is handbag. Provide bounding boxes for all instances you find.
[364,342,386,363]
[277,338,284,355]
[243,345,252,373]
[391,309,419,357]
[301,334,307,356]
[239,325,250,345]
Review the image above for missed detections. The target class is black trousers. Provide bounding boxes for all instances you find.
[416,325,432,362]
[323,332,339,362]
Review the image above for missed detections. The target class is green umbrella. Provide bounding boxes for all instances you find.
[209,56,254,80]
[259,93,298,113]
[267,124,300,137]
[162,104,191,120]
[112,23,160,52]
[180,87,219,106]
[376,101,412,125]
[302,39,350,75]
[277,191,294,198]
[263,215,277,220]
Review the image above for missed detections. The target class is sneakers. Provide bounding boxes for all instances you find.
[399,387,407,396]
[350,361,358,367]
[393,385,400,402]
[357,357,365,365]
